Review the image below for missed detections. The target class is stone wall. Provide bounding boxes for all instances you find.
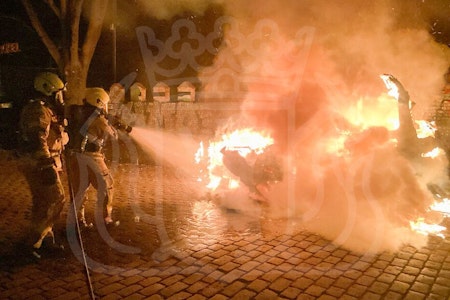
[118,101,242,137]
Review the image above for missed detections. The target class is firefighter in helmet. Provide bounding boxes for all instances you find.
[66,87,118,227]
[19,72,68,258]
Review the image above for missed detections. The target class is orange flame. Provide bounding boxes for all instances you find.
[409,217,446,239]
[421,147,444,159]
[430,198,450,216]
[342,95,399,131]
[380,74,400,100]
[195,128,274,190]
[416,120,436,139]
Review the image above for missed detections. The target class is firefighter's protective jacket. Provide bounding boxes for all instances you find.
[67,105,117,153]
[19,98,67,159]
[85,111,117,152]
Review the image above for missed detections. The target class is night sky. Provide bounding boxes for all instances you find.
[0,0,449,99]
[0,0,449,149]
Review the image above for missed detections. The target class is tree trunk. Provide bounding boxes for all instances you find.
[21,0,109,109]
[64,62,88,108]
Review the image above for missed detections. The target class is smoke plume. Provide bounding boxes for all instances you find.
[201,0,450,253]
[138,0,224,20]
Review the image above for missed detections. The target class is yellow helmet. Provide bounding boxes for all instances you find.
[85,87,110,110]
[34,72,65,96]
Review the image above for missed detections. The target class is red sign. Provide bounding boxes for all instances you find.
[0,42,20,55]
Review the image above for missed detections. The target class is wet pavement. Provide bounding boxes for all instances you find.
[1,149,450,300]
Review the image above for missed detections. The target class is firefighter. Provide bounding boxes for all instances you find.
[66,88,118,227]
[18,72,68,258]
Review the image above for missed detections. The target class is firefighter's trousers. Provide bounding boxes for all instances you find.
[67,151,114,224]
[20,156,65,248]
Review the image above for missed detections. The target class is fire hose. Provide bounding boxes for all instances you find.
[63,152,96,299]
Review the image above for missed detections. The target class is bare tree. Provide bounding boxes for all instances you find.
[21,0,109,106]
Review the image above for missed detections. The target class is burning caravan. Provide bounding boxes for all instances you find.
[380,74,438,159]
[200,75,446,197]
[376,74,449,236]
[192,74,449,240]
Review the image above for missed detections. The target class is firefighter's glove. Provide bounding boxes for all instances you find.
[37,157,58,185]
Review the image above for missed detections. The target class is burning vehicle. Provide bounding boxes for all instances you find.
[220,146,283,202]
[355,74,449,238]
[192,73,450,245]
[195,128,285,204]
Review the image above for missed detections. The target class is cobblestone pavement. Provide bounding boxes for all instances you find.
[0,150,450,300]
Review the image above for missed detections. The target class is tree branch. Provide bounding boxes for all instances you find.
[60,0,69,65]
[21,0,62,68]
[81,0,109,69]
[44,0,61,19]
[70,0,84,64]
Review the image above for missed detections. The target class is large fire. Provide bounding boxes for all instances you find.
[342,95,399,132]
[192,75,449,244]
[196,128,274,191]
[380,75,448,238]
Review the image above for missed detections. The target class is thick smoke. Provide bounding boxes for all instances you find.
[201,0,450,253]
[137,0,224,20]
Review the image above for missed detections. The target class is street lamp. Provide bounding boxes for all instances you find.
[111,0,117,83]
